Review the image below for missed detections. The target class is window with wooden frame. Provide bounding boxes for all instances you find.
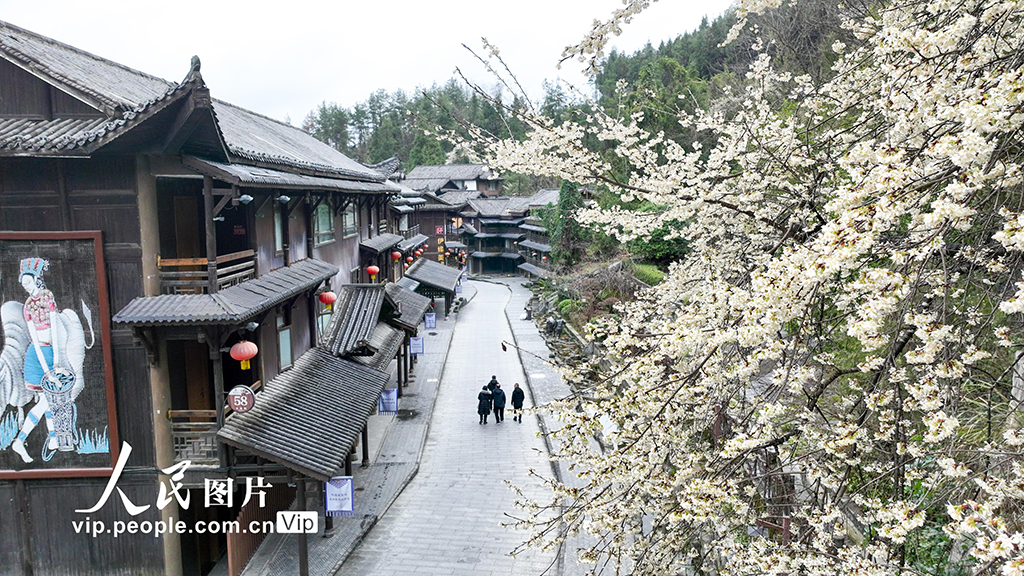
[317,300,332,338]
[342,202,358,237]
[313,200,335,245]
[277,306,293,370]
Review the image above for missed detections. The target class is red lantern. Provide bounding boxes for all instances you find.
[318,290,337,311]
[422,244,429,251]
[513,241,518,246]
[366,265,380,279]
[406,256,413,263]
[230,340,258,371]
[403,263,409,270]
[542,256,548,261]
[391,251,402,261]
[414,250,422,257]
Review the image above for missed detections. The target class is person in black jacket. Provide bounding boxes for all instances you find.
[487,375,499,392]
[477,386,492,424]
[492,383,507,423]
[511,383,525,422]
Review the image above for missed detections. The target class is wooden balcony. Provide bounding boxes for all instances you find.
[400,224,421,239]
[168,381,262,465]
[157,249,256,294]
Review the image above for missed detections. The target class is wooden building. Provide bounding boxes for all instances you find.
[457,190,558,275]
[0,21,429,576]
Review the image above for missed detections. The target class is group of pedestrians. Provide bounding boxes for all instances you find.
[477,375,525,424]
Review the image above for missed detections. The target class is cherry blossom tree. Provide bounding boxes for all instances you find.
[468,0,1024,574]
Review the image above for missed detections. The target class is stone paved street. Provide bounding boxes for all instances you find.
[336,281,557,576]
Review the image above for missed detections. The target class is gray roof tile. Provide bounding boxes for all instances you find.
[404,259,463,294]
[384,283,431,333]
[321,285,385,356]
[113,259,337,326]
[359,234,404,254]
[351,322,404,371]
[217,347,389,481]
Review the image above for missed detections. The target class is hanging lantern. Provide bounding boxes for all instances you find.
[391,251,402,261]
[513,241,518,246]
[366,265,380,279]
[542,256,548,262]
[230,340,258,371]
[406,256,413,263]
[414,250,422,257]
[318,290,337,311]
[403,263,409,270]
[422,243,429,251]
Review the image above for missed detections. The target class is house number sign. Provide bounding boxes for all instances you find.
[228,385,256,414]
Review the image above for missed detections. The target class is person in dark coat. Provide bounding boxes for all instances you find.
[477,385,492,424]
[487,375,499,392]
[492,383,507,423]
[511,383,525,422]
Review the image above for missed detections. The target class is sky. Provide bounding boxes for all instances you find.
[0,0,734,125]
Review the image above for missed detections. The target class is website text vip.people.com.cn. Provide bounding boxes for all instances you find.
[72,511,319,538]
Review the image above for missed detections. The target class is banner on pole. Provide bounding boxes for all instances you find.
[410,337,424,355]
[424,313,436,329]
[378,389,399,415]
[325,476,353,517]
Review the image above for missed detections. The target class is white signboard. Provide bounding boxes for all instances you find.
[325,476,353,517]
[378,389,399,415]
[424,313,436,329]
[409,337,424,355]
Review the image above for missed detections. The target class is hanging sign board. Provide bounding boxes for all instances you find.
[227,385,256,414]
[424,313,436,329]
[378,389,399,415]
[455,284,462,294]
[325,476,354,517]
[409,337,425,356]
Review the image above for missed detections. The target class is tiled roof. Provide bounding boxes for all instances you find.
[404,259,463,294]
[0,20,385,182]
[403,177,456,193]
[520,223,548,233]
[397,234,430,253]
[405,164,496,181]
[321,285,385,357]
[519,240,552,252]
[212,100,385,181]
[445,241,467,249]
[479,218,526,225]
[384,283,431,333]
[471,252,498,258]
[518,262,551,278]
[436,190,482,206]
[359,234,404,254]
[395,276,420,291]
[113,259,337,326]
[184,157,399,193]
[217,347,389,481]
[460,223,478,235]
[351,322,404,371]
[0,20,174,114]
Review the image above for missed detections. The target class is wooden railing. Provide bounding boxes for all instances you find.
[168,381,261,465]
[157,249,257,294]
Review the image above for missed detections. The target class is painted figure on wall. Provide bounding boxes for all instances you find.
[0,257,94,463]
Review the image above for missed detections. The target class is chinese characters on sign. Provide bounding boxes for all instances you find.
[378,389,398,415]
[325,476,353,517]
[409,337,424,356]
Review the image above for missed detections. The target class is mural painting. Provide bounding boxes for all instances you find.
[0,233,118,476]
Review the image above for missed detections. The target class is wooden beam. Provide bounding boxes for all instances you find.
[204,176,219,293]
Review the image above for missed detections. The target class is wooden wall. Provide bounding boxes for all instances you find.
[0,156,164,575]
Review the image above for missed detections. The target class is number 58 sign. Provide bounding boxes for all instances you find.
[228,385,256,414]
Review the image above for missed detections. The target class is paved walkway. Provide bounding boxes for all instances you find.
[241,284,476,576]
[336,281,556,576]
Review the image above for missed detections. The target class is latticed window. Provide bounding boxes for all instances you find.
[342,203,358,237]
[277,307,292,370]
[314,201,335,245]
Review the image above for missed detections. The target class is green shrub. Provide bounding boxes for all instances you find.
[631,262,665,285]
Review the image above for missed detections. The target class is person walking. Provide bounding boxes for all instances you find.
[487,375,499,392]
[511,383,525,423]
[492,383,506,423]
[477,385,492,424]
